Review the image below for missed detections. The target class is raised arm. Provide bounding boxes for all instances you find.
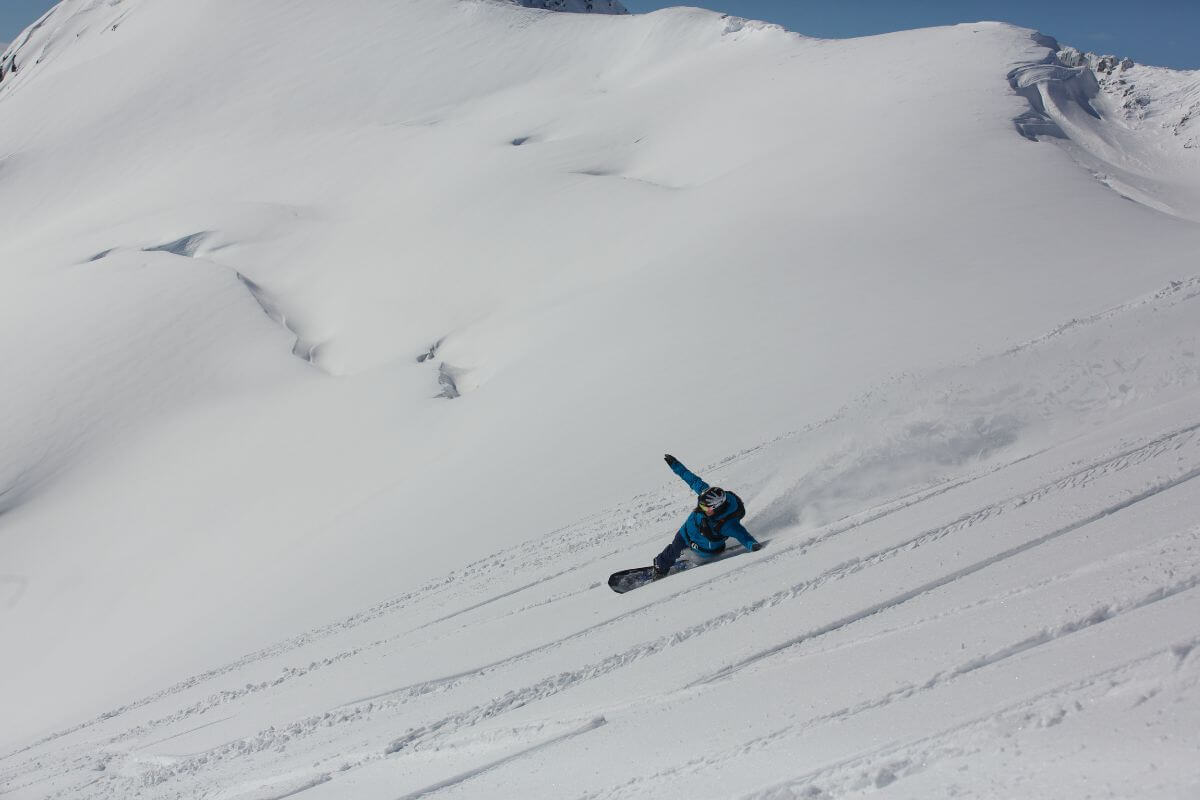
[663,454,710,495]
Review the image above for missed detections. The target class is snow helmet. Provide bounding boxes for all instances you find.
[698,486,727,511]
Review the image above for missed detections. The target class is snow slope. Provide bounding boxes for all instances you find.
[0,0,1198,796]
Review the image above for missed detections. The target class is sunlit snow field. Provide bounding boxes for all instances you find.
[1,0,1198,797]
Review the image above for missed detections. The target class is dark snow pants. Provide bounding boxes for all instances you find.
[654,533,724,572]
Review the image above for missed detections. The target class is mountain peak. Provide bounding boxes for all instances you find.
[511,0,628,13]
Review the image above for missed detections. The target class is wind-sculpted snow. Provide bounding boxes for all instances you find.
[1008,33,1200,220]
[1009,53,1101,140]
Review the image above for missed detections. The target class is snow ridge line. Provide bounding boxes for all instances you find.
[694,461,1200,687]
[1007,32,1095,142]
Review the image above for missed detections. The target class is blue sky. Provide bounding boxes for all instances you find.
[622,0,1198,69]
[4,0,1197,69]
[2,0,54,49]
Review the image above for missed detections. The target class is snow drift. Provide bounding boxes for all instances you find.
[0,0,1198,797]
[1009,34,1200,220]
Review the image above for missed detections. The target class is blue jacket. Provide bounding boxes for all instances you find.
[669,460,759,555]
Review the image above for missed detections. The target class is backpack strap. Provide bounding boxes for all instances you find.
[699,493,746,540]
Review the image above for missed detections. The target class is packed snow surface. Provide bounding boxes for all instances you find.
[1,0,1198,797]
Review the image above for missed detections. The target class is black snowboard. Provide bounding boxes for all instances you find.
[608,546,755,593]
[607,566,665,593]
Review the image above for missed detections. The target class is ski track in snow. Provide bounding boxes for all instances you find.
[5,401,1200,798]
[694,431,1200,687]
[395,716,607,800]
[737,638,1200,800]
[0,437,1089,739]
[589,634,1200,800]
[3,346,1200,796]
[576,524,1200,798]
[785,522,1200,667]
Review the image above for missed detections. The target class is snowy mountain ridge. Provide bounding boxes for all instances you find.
[0,0,1198,797]
[1057,45,1200,144]
[1009,34,1200,220]
[513,0,628,13]
[0,0,626,93]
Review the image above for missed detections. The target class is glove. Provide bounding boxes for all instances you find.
[664,454,679,467]
[750,542,763,552]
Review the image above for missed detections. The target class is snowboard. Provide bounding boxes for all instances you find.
[608,546,754,593]
[607,566,666,593]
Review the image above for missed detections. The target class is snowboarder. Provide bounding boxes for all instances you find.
[653,454,761,577]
